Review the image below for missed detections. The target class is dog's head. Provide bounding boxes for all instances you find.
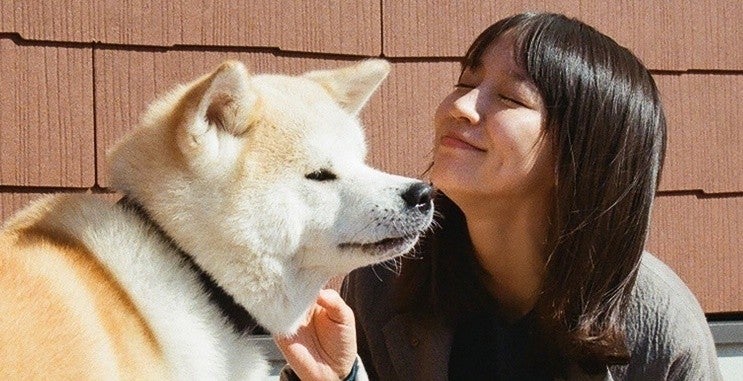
[108,60,433,333]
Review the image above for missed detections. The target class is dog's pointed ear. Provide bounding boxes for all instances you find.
[177,60,258,164]
[188,60,257,137]
[303,59,390,115]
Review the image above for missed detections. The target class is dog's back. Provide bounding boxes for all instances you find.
[0,195,170,378]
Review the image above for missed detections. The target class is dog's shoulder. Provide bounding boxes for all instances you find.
[0,194,171,377]
[0,194,264,378]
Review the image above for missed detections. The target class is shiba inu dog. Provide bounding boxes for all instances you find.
[0,59,434,379]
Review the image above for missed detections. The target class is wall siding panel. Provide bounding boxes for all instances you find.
[577,0,685,70]
[382,1,579,59]
[0,1,95,42]
[0,39,94,187]
[382,1,742,71]
[655,73,742,193]
[0,1,381,55]
[687,0,743,70]
[648,194,742,313]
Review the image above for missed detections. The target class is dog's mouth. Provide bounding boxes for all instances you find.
[338,235,419,255]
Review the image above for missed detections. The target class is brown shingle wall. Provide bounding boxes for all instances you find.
[383,0,742,70]
[0,39,95,187]
[657,74,742,193]
[648,194,742,313]
[0,1,381,54]
[1,2,740,313]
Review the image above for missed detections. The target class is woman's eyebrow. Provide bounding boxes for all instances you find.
[505,67,529,82]
[505,69,539,92]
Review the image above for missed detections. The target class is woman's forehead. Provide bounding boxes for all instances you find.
[464,36,528,81]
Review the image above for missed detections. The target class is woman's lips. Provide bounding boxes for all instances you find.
[439,135,486,151]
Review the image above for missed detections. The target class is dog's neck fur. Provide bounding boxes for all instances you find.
[117,196,265,335]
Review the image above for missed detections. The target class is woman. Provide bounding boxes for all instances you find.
[276,12,721,380]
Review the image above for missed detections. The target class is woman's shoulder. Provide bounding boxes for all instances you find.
[611,252,722,379]
[631,252,716,333]
[633,252,705,314]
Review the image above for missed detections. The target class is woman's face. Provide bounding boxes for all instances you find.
[431,36,555,207]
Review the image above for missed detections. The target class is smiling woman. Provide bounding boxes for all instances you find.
[278,12,722,381]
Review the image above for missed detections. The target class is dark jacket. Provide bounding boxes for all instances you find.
[343,253,722,380]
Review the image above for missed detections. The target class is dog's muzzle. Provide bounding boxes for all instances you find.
[338,182,433,256]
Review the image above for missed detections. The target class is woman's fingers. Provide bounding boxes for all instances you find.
[315,289,354,324]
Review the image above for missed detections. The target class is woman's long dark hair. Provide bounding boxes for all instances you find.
[394,12,667,374]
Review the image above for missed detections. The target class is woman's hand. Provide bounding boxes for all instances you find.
[274,289,357,380]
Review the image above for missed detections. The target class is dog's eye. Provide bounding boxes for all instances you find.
[305,169,337,181]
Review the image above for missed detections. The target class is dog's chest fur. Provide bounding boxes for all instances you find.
[118,196,265,335]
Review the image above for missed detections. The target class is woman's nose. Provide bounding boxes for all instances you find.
[449,89,480,125]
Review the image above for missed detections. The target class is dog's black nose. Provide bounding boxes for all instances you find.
[402,182,433,212]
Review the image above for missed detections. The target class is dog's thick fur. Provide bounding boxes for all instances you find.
[0,60,433,379]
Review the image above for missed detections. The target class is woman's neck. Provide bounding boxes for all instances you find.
[460,194,551,321]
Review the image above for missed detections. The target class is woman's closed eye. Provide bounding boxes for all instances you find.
[498,93,528,108]
[454,82,477,90]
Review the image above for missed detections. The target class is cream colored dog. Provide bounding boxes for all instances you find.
[0,60,433,379]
